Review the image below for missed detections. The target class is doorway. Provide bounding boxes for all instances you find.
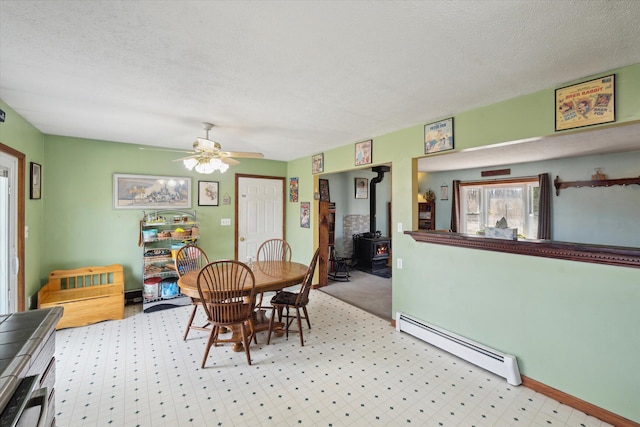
[317,166,393,283]
[0,144,25,313]
[235,174,285,261]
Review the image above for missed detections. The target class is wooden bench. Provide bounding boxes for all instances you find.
[38,264,125,329]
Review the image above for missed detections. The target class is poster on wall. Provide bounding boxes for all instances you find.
[289,177,299,202]
[300,202,310,228]
[424,118,454,154]
[555,74,615,131]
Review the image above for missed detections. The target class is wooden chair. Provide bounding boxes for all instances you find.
[175,244,209,340]
[267,248,320,346]
[255,239,292,309]
[197,260,257,367]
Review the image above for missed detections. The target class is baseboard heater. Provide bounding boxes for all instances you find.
[396,312,522,386]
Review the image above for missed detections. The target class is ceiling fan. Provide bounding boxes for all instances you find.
[142,122,264,174]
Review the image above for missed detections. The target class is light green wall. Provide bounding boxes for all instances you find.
[42,135,287,290]
[285,159,315,264]
[1,61,638,422]
[0,100,45,307]
[285,63,640,422]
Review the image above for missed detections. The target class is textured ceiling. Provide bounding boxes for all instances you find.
[1,1,640,169]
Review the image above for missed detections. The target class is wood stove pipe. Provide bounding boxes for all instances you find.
[369,165,391,234]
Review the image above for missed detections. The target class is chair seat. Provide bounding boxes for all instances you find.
[271,291,299,306]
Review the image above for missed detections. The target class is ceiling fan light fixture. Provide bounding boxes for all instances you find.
[183,158,198,170]
[191,157,229,174]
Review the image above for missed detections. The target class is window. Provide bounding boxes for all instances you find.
[460,178,539,239]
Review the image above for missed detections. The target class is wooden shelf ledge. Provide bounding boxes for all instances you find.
[405,230,640,269]
[554,175,640,196]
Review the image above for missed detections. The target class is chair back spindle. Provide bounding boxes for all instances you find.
[257,239,292,262]
[175,244,209,277]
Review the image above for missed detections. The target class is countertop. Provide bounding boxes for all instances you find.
[0,307,63,412]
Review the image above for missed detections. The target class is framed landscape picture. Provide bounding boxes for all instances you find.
[113,174,191,209]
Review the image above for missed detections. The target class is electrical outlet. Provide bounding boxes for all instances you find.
[221,218,231,226]
[397,258,403,269]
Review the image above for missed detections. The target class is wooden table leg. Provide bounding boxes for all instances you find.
[230,310,284,352]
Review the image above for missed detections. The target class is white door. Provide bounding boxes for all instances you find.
[0,153,18,314]
[237,176,284,262]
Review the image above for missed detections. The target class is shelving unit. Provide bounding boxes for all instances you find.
[141,210,199,312]
[554,175,640,196]
[418,201,436,230]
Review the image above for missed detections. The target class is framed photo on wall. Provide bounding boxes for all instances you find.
[555,74,615,131]
[113,173,191,209]
[355,177,368,199]
[30,162,41,200]
[198,181,219,206]
[319,178,330,202]
[440,184,449,201]
[289,177,299,202]
[424,118,454,154]
[355,139,372,166]
[312,153,324,174]
[300,202,310,228]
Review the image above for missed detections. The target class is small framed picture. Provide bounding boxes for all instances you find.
[289,177,299,202]
[319,178,330,202]
[198,181,219,206]
[312,153,324,174]
[30,162,41,200]
[300,202,310,228]
[440,185,449,201]
[355,139,372,166]
[424,118,454,154]
[355,178,368,199]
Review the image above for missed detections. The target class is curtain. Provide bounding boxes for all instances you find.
[537,173,551,240]
[450,180,461,232]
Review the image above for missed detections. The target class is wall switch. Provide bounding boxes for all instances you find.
[397,222,403,233]
[25,225,29,238]
[221,218,231,226]
[397,258,403,269]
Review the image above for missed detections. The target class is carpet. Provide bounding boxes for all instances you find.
[319,270,391,320]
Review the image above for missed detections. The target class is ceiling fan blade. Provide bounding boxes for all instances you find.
[139,147,195,154]
[221,157,241,166]
[222,151,264,159]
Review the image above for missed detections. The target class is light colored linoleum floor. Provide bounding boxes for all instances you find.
[55,289,612,426]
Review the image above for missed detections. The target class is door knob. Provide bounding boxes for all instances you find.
[240,237,245,241]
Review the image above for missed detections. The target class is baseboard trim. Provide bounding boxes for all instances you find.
[521,375,639,427]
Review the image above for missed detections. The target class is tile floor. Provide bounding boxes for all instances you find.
[55,290,612,426]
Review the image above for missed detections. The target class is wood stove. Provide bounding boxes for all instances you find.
[354,234,391,273]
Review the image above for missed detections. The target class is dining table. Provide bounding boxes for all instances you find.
[177,260,309,351]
